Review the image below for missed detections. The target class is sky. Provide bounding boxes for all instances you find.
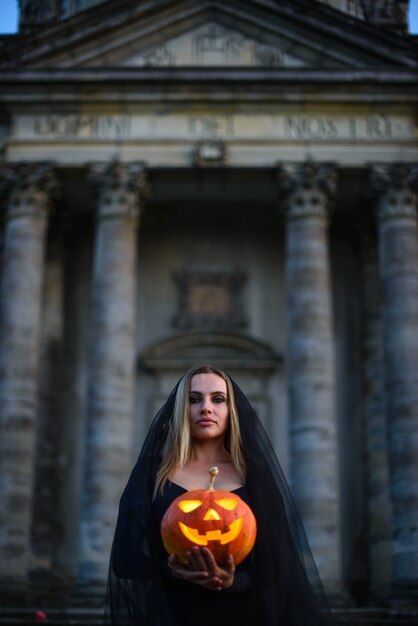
[0,0,418,34]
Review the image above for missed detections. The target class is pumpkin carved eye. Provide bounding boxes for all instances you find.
[178,500,202,513]
[216,498,238,511]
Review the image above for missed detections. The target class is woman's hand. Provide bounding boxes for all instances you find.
[168,547,235,591]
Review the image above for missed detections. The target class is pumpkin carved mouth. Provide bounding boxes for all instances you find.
[178,518,243,546]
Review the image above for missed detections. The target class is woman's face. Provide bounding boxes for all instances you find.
[188,373,229,442]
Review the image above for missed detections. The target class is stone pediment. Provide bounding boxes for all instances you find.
[0,0,417,70]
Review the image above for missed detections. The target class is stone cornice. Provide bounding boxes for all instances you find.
[1,68,418,84]
[1,69,417,107]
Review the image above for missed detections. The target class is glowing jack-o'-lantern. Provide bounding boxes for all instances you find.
[161,467,257,566]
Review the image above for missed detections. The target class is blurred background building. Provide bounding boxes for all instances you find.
[0,0,417,623]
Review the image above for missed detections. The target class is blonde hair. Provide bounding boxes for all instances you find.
[154,365,246,497]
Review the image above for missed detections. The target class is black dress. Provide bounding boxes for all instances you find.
[106,375,329,625]
[152,481,254,626]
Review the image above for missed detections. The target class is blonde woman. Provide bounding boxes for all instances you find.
[108,366,327,626]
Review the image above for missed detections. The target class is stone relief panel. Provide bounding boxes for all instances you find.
[140,44,177,68]
[172,269,247,330]
[123,23,306,68]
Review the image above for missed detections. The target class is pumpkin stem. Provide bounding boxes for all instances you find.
[208,466,219,490]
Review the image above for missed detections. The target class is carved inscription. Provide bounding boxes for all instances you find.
[283,114,395,140]
[33,115,131,139]
[12,113,413,142]
[188,115,234,138]
[284,116,339,140]
[365,115,393,139]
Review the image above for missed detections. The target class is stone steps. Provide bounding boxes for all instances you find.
[1,607,418,626]
[331,608,418,625]
[0,608,104,626]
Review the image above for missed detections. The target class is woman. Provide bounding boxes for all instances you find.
[107,366,328,625]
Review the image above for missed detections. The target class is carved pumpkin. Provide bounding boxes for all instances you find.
[161,467,257,566]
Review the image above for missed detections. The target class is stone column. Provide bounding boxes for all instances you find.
[0,163,56,579]
[280,162,341,588]
[80,161,148,583]
[371,163,418,587]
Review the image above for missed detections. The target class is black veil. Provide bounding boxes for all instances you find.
[106,374,329,625]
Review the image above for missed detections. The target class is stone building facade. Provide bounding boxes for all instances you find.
[0,0,417,613]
